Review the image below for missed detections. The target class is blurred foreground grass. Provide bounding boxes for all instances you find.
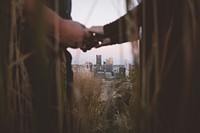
[72,69,138,133]
[1,0,200,133]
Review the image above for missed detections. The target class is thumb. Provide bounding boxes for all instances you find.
[88,26,104,35]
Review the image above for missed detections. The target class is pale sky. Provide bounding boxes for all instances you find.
[68,0,138,65]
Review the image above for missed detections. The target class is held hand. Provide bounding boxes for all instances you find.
[88,26,111,47]
[81,32,103,52]
[88,26,104,35]
[59,19,91,48]
[81,32,111,52]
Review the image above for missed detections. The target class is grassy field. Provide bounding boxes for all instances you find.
[72,69,138,133]
[1,0,200,133]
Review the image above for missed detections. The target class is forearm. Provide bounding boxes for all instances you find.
[23,0,90,47]
[23,0,63,38]
[103,3,142,44]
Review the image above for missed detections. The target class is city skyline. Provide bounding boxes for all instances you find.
[68,0,139,65]
[71,54,132,65]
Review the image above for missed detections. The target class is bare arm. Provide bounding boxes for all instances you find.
[23,0,90,47]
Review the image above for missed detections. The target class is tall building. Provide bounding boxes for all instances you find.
[106,57,113,65]
[96,55,102,65]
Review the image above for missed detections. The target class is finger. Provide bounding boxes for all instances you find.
[85,30,91,38]
[95,38,111,48]
[82,32,91,47]
[80,24,86,29]
[88,26,104,35]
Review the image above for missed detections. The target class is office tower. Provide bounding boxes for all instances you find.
[96,55,102,65]
[106,57,113,65]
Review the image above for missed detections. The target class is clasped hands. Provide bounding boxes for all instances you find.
[59,19,111,52]
[81,29,112,52]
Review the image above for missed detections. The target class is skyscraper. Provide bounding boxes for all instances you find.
[96,55,102,66]
[106,57,113,65]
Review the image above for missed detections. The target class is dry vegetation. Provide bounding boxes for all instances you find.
[0,1,137,132]
[72,70,137,133]
[1,0,200,133]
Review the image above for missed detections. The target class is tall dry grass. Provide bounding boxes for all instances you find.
[0,0,138,132]
[1,0,33,132]
[72,69,137,133]
[1,0,200,133]
[0,0,136,132]
[139,0,200,133]
[73,70,105,132]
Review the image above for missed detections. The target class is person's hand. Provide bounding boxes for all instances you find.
[88,26,104,35]
[59,19,91,48]
[82,26,111,51]
[23,1,91,48]
[88,26,111,47]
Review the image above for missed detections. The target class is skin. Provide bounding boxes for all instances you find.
[23,0,90,48]
[88,26,111,47]
[88,26,104,35]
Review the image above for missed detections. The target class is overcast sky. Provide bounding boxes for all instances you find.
[68,0,138,65]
